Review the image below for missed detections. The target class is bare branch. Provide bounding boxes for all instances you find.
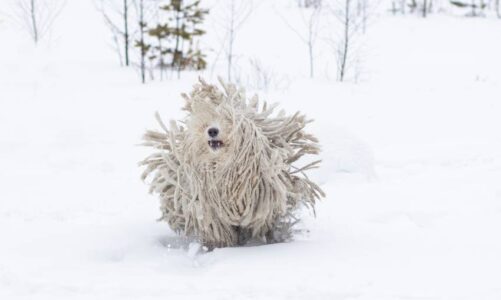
[10,0,66,44]
[275,4,322,78]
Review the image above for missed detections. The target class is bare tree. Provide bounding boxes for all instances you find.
[248,58,274,91]
[390,0,409,14]
[326,0,377,82]
[137,0,145,83]
[124,0,130,66]
[338,0,351,81]
[421,0,433,18]
[97,0,132,66]
[213,0,253,82]
[356,0,368,33]
[400,0,407,13]
[244,58,290,92]
[136,0,146,83]
[12,0,66,43]
[277,3,322,78]
[131,0,163,83]
[408,0,417,12]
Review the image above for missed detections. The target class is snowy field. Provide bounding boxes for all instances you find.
[1,1,501,299]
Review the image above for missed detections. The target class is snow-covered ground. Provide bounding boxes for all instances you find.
[1,1,501,299]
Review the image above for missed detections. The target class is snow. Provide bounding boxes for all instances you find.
[1,1,501,299]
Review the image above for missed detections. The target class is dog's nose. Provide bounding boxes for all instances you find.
[208,127,219,138]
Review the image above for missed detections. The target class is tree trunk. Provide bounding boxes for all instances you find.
[497,0,501,18]
[409,0,417,13]
[178,25,185,79]
[176,23,182,79]
[339,0,350,82]
[139,0,145,84]
[124,0,129,66]
[308,39,314,78]
[227,0,235,82]
[362,0,367,33]
[30,0,38,43]
[227,31,233,81]
[422,0,427,17]
[158,37,164,80]
[307,8,316,78]
[173,3,181,79]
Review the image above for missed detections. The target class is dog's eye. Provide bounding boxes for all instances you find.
[200,123,208,131]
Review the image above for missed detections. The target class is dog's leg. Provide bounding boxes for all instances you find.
[203,242,215,252]
[265,229,276,244]
[234,226,251,246]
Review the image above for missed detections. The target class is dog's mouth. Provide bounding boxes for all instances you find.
[208,140,224,150]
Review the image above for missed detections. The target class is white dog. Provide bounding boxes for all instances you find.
[141,78,324,249]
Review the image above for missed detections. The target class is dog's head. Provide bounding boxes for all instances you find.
[181,79,283,171]
[184,94,240,163]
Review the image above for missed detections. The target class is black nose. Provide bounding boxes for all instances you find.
[208,127,219,138]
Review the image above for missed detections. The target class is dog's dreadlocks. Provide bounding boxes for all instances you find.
[140,78,324,248]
